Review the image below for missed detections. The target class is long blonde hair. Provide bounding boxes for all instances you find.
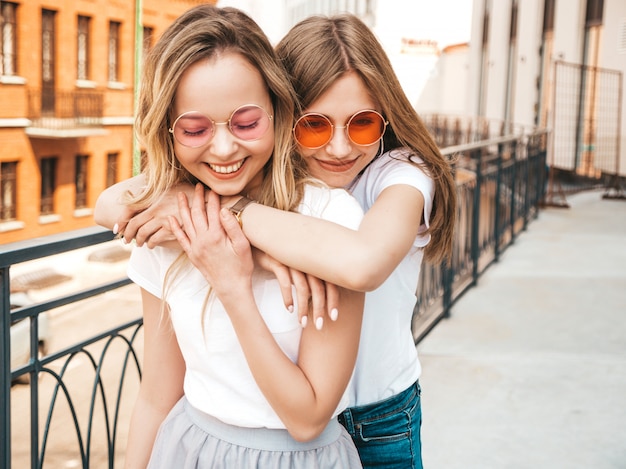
[276,14,457,263]
[131,5,310,322]
[132,4,307,212]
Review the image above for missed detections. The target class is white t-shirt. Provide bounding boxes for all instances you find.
[349,148,435,406]
[128,184,363,428]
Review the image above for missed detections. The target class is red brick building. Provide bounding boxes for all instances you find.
[0,0,214,244]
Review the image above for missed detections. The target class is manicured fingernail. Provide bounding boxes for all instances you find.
[315,317,324,330]
[300,316,308,328]
[113,223,119,235]
[330,308,338,321]
[287,305,294,313]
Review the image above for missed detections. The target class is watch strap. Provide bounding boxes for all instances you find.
[228,196,255,228]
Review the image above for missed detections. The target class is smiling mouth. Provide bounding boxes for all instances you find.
[208,159,245,174]
[315,157,358,172]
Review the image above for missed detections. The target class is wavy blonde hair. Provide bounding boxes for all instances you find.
[131,4,307,212]
[130,5,310,323]
[276,14,457,263]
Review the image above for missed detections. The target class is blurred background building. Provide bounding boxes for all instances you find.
[0,0,214,244]
[1,0,624,244]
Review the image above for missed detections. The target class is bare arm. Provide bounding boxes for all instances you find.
[240,184,425,292]
[171,187,364,441]
[95,179,342,323]
[94,174,195,248]
[124,289,185,469]
[95,177,424,292]
[94,175,147,232]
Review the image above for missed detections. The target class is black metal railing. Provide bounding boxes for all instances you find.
[1,227,139,469]
[412,128,549,339]
[1,127,549,468]
[27,88,105,129]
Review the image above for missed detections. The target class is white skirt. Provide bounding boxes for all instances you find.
[147,397,362,468]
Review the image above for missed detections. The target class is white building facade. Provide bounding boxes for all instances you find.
[468,0,625,176]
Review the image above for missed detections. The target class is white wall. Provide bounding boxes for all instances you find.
[484,0,512,122]
[552,0,586,63]
[601,0,626,176]
[415,45,470,115]
[467,0,485,116]
[513,0,543,127]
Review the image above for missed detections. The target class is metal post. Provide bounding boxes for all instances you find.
[132,0,143,176]
[1,266,12,469]
[471,148,482,285]
[494,143,503,260]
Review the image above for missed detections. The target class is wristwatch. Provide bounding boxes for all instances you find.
[228,196,255,228]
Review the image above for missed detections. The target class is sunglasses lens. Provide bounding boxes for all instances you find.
[229,105,271,141]
[294,114,332,148]
[172,106,271,147]
[348,111,386,146]
[172,112,213,147]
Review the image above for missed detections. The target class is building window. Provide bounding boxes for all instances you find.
[481,10,490,47]
[585,0,604,27]
[1,1,17,76]
[1,161,17,220]
[75,155,88,209]
[509,2,518,42]
[40,157,57,215]
[77,15,90,80]
[108,21,120,82]
[543,0,555,35]
[106,152,118,188]
[41,9,56,114]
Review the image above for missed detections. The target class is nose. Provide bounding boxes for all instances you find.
[325,125,353,159]
[209,122,238,158]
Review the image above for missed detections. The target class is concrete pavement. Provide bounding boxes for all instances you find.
[417,190,626,469]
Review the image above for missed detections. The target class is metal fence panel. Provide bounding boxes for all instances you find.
[547,60,624,205]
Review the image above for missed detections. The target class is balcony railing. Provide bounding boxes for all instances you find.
[1,126,549,468]
[27,88,105,131]
[412,128,549,339]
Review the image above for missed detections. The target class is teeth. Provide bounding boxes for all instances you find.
[208,160,244,174]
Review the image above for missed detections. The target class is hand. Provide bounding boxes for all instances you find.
[169,184,253,300]
[253,249,340,329]
[118,184,195,248]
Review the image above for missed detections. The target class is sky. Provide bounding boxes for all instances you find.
[217,0,474,50]
[375,0,473,51]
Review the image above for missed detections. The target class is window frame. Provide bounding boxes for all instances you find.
[75,154,88,209]
[108,20,120,82]
[106,152,118,188]
[0,161,17,221]
[0,1,18,76]
[77,15,91,81]
[40,157,57,216]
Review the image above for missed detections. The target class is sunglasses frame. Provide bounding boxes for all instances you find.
[293,109,388,149]
[169,104,273,148]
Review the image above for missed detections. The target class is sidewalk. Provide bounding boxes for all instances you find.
[417,190,626,469]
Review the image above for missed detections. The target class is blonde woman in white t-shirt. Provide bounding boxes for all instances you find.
[115,5,365,469]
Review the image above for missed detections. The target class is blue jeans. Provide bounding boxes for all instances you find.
[338,381,423,468]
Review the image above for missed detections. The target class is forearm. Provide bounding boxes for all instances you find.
[240,185,424,291]
[222,288,362,441]
[241,204,393,291]
[124,289,184,469]
[124,394,171,469]
[94,175,147,230]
